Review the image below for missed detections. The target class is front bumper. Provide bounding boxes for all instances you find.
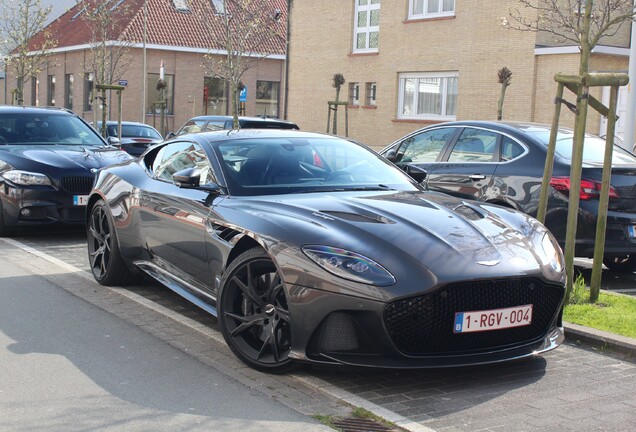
[1,182,89,227]
[286,277,565,369]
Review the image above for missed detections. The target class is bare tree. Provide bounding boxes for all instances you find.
[505,0,636,49]
[504,1,636,302]
[78,0,134,135]
[497,67,512,121]
[0,0,56,105]
[193,0,285,129]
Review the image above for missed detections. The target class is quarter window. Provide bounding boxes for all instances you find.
[398,72,458,120]
[409,0,455,19]
[353,0,380,53]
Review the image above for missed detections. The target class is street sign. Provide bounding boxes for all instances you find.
[239,86,247,102]
[118,80,128,86]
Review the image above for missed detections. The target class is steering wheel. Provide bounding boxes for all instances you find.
[325,171,355,183]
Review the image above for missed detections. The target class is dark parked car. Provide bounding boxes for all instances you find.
[381,121,636,272]
[0,106,132,235]
[87,129,566,372]
[169,115,299,137]
[95,121,163,156]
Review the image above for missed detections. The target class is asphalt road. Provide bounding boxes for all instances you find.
[2,227,636,432]
[0,241,333,432]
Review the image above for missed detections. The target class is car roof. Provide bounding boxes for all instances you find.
[417,120,576,135]
[0,105,75,115]
[187,115,297,125]
[182,129,334,145]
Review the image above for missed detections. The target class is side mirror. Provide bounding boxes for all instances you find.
[173,167,201,188]
[405,164,427,183]
[173,167,222,193]
[108,137,122,147]
[384,149,398,163]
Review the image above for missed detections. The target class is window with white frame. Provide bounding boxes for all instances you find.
[349,82,360,105]
[398,72,458,120]
[353,0,380,53]
[365,82,377,106]
[409,0,455,20]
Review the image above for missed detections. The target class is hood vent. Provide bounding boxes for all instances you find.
[452,204,485,221]
[319,211,394,224]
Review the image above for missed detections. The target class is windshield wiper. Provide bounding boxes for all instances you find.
[297,184,396,194]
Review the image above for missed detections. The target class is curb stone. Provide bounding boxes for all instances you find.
[564,321,636,359]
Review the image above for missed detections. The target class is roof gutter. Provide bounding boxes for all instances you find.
[21,41,285,60]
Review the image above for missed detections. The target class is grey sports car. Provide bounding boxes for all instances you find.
[86,129,566,372]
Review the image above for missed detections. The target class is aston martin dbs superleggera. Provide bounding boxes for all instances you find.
[86,129,566,372]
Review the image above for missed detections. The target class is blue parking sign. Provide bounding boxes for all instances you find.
[239,86,247,102]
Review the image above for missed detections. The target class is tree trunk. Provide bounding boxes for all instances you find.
[497,84,507,121]
[563,0,593,303]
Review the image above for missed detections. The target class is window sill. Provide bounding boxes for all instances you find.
[362,105,377,109]
[392,118,450,125]
[404,15,455,24]
[348,52,380,57]
[347,105,360,109]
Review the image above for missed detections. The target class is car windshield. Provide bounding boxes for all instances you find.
[0,112,104,146]
[108,124,162,140]
[528,129,636,165]
[217,136,421,196]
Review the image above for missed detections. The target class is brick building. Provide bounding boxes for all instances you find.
[287,0,633,148]
[1,0,287,135]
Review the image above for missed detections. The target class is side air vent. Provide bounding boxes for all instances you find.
[210,223,242,243]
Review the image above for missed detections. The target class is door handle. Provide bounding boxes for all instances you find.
[469,174,486,181]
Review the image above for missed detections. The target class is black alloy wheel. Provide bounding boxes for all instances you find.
[87,200,136,285]
[219,248,294,372]
[603,255,636,273]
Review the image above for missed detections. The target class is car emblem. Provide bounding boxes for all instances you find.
[90,168,98,173]
[477,260,500,266]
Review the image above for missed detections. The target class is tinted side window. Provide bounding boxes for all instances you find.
[500,136,525,161]
[153,142,216,185]
[397,128,455,163]
[448,128,498,162]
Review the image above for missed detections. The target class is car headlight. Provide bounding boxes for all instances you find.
[539,232,564,273]
[302,245,396,286]
[2,170,52,186]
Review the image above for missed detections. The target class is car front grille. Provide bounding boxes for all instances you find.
[384,278,564,356]
[60,176,94,195]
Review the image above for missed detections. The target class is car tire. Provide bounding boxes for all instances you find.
[87,199,138,285]
[603,255,636,273]
[218,247,295,373]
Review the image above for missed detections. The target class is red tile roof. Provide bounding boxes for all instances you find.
[30,0,286,55]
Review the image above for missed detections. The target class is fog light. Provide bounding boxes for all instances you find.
[20,208,32,217]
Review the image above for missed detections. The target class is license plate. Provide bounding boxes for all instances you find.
[73,195,89,206]
[454,304,533,333]
[628,225,636,238]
